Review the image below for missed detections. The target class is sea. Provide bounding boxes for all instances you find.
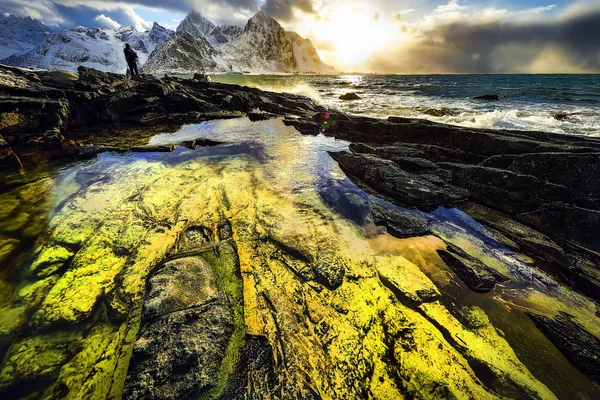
[210,74,600,136]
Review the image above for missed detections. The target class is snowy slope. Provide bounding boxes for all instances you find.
[2,23,173,73]
[287,32,337,74]
[176,11,242,47]
[146,11,336,74]
[0,15,53,60]
[142,32,220,74]
[216,12,296,73]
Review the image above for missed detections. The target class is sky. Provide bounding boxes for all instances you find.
[1,0,600,73]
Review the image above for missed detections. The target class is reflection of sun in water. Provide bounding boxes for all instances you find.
[309,6,401,68]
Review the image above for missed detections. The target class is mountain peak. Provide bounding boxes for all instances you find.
[177,10,216,38]
[248,11,275,24]
[245,11,281,34]
[150,22,167,32]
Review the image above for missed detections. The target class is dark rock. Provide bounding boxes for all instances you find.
[370,202,430,238]
[180,140,197,149]
[0,64,326,165]
[554,112,570,121]
[283,119,320,136]
[439,162,569,214]
[76,65,129,88]
[350,142,426,159]
[247,111,277,122]
[218,335,279,399]
[339,92,361,100]
[77,144,124,157]
[329,151,467,210]
[193,73,209,82]
[527,312,600,384]
[188,138,224,147]
[423,108,459,117]
[437,244,508,293]
[0,136,21,168]
[518,202,600,253]
[130,145,176,152]
[349,143,443,174]
[124,256,235,399]
[474,94,502,101]
[505,152,600,203]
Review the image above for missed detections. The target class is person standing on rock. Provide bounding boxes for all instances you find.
[124,43,139,76]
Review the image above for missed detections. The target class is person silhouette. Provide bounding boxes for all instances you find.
[124,43,139,76]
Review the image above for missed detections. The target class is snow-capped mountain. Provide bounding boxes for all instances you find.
[216,11,297,72]
[286,31,336,74]
[142,32,220,74]
[2,22,174,73]
[176,11,242,47]
[0,15,53,59]
[212,25,244,45]
[144,11,335,75]
[0,11,334,75]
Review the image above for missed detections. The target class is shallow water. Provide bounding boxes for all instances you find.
[210,74,600,136]
[0,118,598,398]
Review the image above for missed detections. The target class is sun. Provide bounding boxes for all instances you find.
[306,6,400,69]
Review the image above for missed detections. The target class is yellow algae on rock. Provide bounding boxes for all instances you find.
[0,331,82,393]
[419,302,556,399]
[0,236,20,265]
[376,255,441,307]
[29,245,75,277]
[0,122,578,399]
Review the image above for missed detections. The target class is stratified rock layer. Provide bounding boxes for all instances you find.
[318,114,600,301]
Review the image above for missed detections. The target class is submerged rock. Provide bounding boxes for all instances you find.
[369,202,430,238]
[437,243,509,293]
[527,312,600,384]
[474,94,502,101]
[339,92,361,100]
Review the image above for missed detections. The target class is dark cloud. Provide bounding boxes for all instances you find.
[367,5,600,73]
[261,0,319,22]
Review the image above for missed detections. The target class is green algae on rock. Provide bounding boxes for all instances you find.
[0,118,598,399]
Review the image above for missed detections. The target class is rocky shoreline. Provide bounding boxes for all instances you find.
[1,65,599,398]
[0,64,323,168]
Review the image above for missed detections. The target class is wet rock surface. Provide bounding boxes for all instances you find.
[303,113,600,302]
[369,201,430,238]
[437,243,509,293]
[0,64,324,163]
[528,312,600,384]
[218,335,279,399]
[1,67,600,399]
[339,92,361,100]
[123,256,235,399]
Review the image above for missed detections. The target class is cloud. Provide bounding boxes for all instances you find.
[94,13,120,29]
[261,0,321,21]
[364,1,600,73]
